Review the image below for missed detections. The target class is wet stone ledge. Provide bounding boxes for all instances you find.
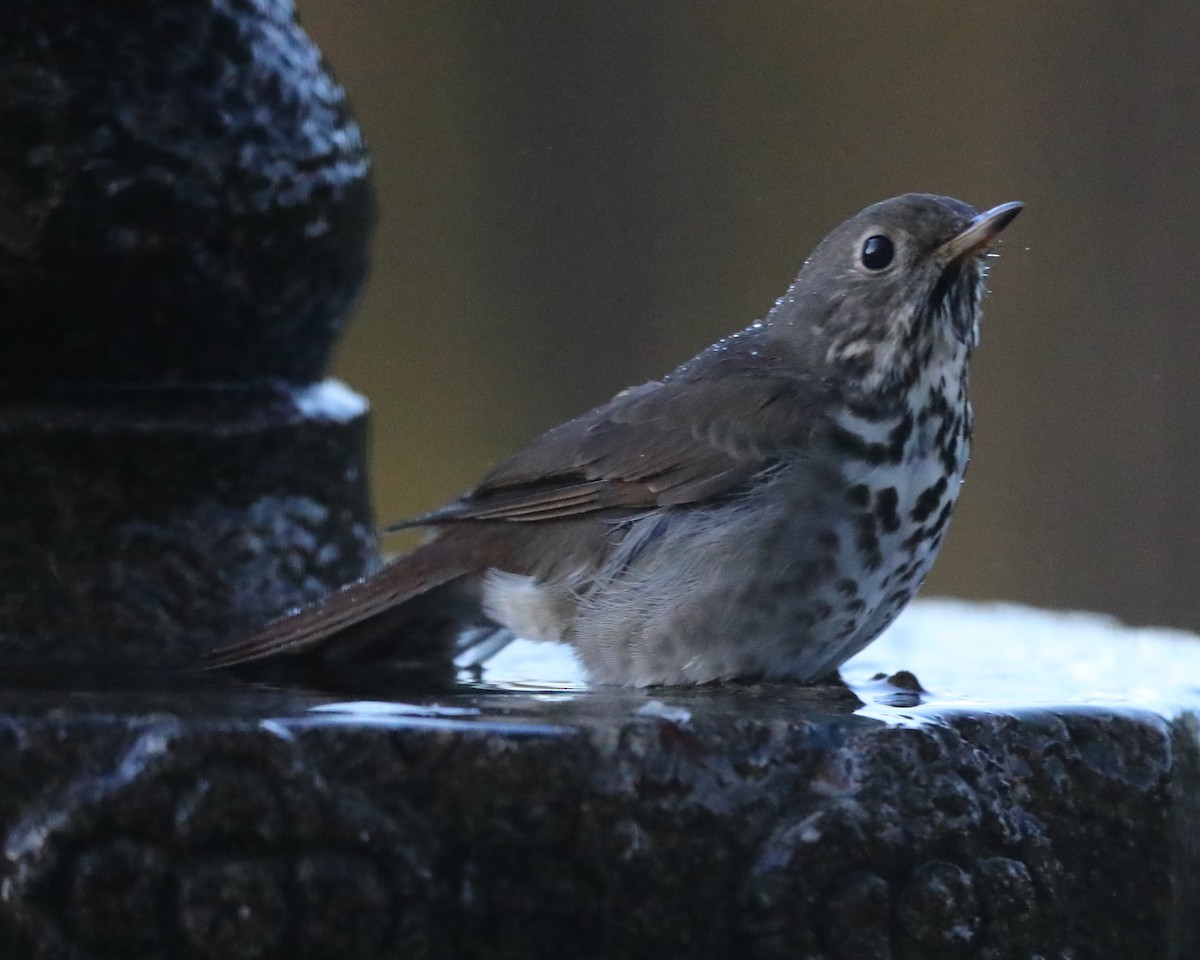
[0,600,1198,960]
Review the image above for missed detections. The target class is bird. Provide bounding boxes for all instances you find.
[201,193,1022,686]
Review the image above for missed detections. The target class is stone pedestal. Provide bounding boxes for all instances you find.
[0,0,372,383]
[0,383,377,668]
[0,0,378,666]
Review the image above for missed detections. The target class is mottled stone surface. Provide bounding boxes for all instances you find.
[1,602,1199,960]
[0,0,373,383]
[0,0,378,664]
[0,382,377,669]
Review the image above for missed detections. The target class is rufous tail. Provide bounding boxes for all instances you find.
[197,528,496,670]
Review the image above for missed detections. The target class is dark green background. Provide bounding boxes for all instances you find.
[296,1,1200,633]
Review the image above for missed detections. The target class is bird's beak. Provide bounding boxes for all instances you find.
[937,201,1024,261]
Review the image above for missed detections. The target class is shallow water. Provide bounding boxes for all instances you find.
[479,599,1200,702]
[1,600,1196,733]
[849,598,1200,719]
[299,598,1200,731]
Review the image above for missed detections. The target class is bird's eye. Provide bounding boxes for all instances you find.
[860,235,895,271]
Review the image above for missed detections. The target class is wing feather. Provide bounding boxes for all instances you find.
[389,340,830,529]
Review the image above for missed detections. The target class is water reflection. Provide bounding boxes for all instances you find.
[445,598,1200,717]
[851,599,1200,719]
[0,600,1195,731]
[280,598,1200,738]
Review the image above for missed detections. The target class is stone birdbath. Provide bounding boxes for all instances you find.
[0,4,1197,959]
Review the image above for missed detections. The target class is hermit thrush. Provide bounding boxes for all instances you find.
[204,193,1022,685]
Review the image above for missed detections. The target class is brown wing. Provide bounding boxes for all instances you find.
[392,360,830,528]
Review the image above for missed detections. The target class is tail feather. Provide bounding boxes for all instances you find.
[198,529,497,670]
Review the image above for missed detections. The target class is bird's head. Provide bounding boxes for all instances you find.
[770,193,1022,396]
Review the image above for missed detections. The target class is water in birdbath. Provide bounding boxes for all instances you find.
[445,597,1200,715]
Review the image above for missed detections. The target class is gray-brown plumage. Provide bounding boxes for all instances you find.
[202,193,1022,684]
